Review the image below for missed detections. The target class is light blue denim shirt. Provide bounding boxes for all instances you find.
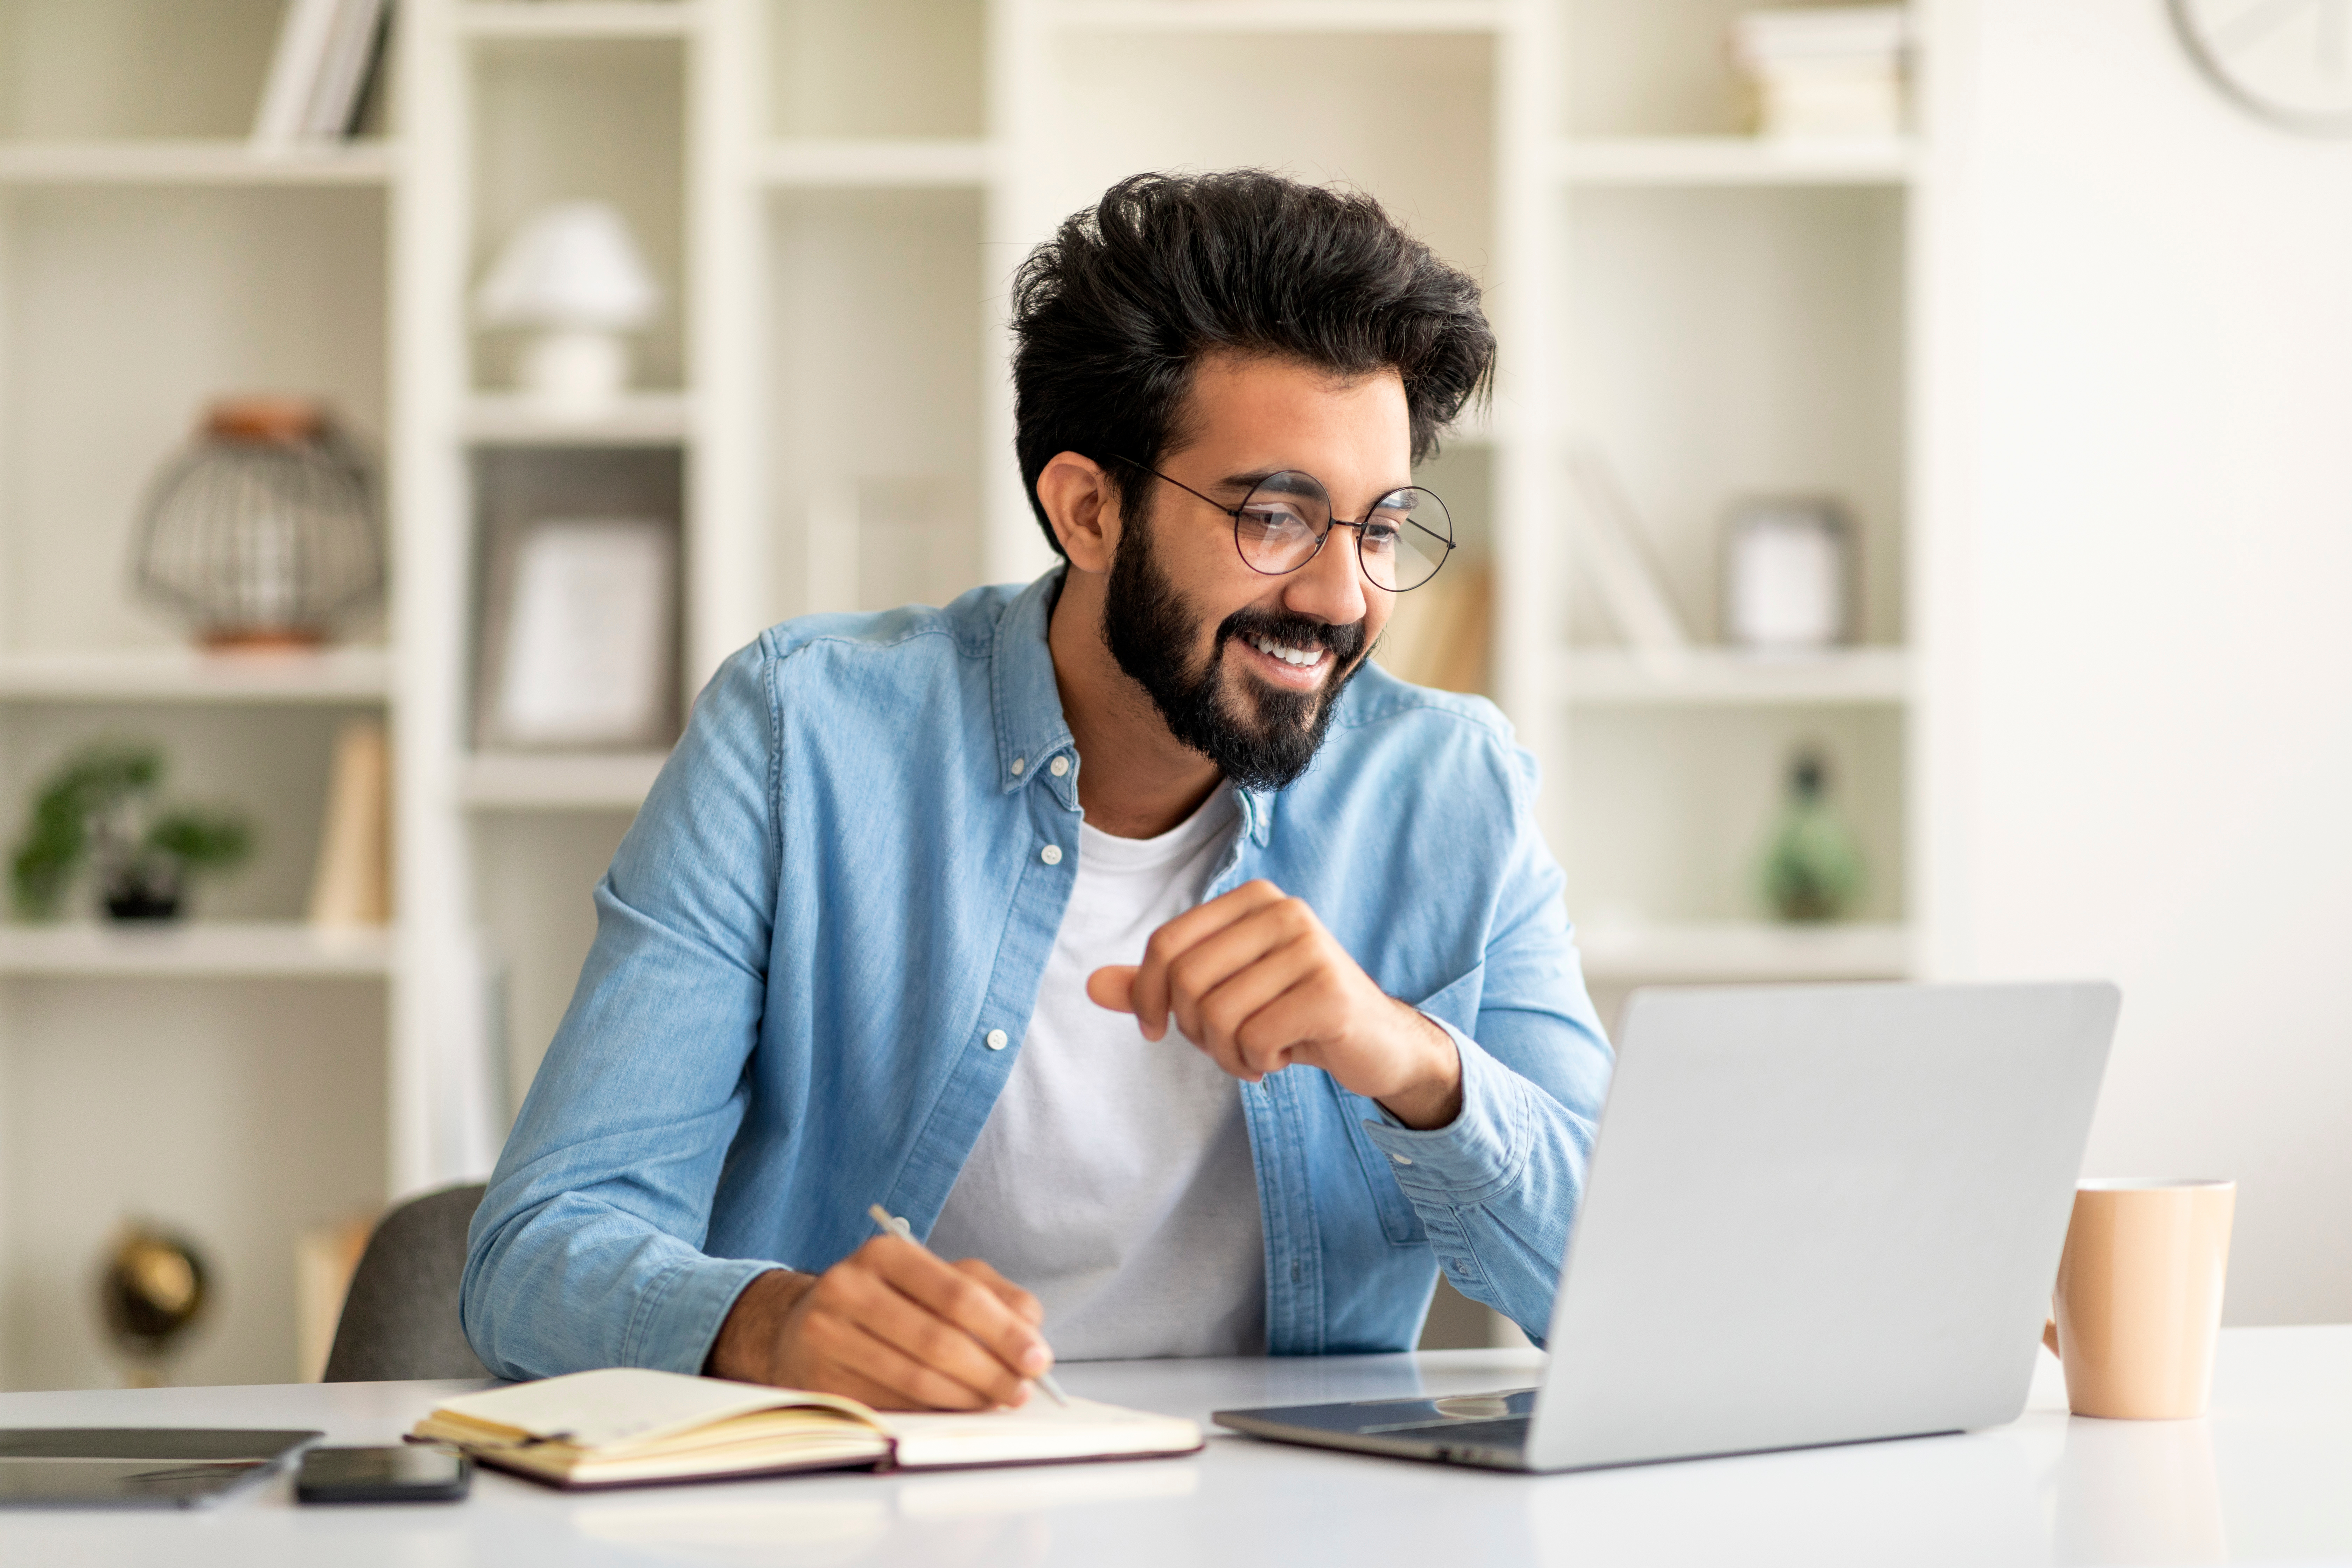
[463,570,1613,1379]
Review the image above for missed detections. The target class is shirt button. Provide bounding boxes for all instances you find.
[1049,755,1070,777]
[1040,844,1062,866]
[985,1029,1008,1051]
[1391,1153,1414,1166]
[1010,757,1025,776]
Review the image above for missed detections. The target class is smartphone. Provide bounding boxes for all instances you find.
[295,1444,472,1505]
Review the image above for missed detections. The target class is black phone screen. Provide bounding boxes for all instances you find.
[295,1445,471,1504]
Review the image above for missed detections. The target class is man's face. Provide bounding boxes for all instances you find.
[1101,353,1410,791]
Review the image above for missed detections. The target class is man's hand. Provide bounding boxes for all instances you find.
[705,1238,1054,1410]
[1086,879,1463,1129]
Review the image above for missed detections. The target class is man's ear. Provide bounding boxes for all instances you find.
[1036,452,1122,574]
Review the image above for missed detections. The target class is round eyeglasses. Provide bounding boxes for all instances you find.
[1116,458,1455,593]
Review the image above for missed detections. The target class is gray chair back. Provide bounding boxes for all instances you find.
[323,1182,492,1382]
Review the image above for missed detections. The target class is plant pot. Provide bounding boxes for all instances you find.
[103,879,182,922]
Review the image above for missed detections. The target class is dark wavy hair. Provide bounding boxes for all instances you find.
[1010,170,1496,559]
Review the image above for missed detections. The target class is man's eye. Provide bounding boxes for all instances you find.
[1360,522,1401,555]
[1242,505,1313,534]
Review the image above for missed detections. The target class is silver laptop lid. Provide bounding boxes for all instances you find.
[1527,981,2117,1472]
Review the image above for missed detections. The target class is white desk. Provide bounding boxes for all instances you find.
[2,1326,2348,1567]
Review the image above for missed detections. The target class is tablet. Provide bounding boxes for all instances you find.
[0,1429,319,1508]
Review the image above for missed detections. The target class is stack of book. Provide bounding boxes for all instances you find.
[1729,6,1909,139]
[253,0,394,148]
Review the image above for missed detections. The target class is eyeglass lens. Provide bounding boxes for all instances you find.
[1235,471,1453,592]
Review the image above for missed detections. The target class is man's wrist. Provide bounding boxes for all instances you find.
[1372,1004,1463,1130]
[704,1267,814,1382]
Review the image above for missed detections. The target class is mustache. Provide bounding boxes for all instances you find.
[1213,607,1367,666]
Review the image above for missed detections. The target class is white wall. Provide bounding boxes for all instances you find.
[1927,0,2352,1323]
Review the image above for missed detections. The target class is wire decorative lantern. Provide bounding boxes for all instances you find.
[130,398,385,648]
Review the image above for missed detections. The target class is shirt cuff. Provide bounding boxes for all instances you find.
[626,1254,782,1374]
[1357,1017,1530,1205]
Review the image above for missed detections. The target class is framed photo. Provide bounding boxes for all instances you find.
[476,516,677,750]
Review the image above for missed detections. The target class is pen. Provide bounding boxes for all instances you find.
[867,1203,1071,1408]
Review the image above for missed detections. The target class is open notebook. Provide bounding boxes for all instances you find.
[411,1368,1203,1489]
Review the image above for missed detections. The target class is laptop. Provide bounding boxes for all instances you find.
[1214,981,2118,1472]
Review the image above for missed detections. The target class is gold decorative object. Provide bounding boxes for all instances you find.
[99,1221,210,1387]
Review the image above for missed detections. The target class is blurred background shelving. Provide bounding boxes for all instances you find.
[0,0,1934,1383]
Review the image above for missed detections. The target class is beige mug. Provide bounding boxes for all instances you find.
[2042,1178,2235,1419]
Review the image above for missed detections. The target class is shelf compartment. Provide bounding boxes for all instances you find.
[1052,1,1510,32]
[1560,648,1908,706]
[457,2,702,39]
[769,1,984,142]
[0,140,398,187]
[0,922,394,978]
[1556,137,1916,187]
[460,751,668,810]
[761,140,994,190]
[462,393,696,446]
[0,647,392,704]
[1577,920,1910,983]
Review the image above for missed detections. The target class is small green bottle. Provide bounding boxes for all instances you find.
[1761,747,1863,923]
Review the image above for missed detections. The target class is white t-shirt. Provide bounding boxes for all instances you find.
[928,784,1266,1360]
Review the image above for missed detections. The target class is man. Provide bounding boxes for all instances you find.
[463,171,1612,1410]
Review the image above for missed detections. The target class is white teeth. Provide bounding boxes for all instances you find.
[1250,635,1324,668]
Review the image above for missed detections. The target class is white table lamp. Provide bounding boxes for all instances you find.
[476,202,661,411]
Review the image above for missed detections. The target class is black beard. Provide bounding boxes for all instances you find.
[1101,509,1367,792]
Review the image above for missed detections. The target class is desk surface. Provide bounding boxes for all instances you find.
[1,1326,2347,1567]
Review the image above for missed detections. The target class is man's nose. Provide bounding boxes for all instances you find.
[1281,523,1371,629]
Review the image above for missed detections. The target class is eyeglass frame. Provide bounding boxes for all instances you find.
[1110,456,1456,593]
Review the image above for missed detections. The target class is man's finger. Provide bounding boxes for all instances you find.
[1086,965,1139,1014]
[848,1273,1033,1408]
[873,1238,1055,1381]
[1163,902,1316,1050]
[1190,932,1323,1074]
[1131,880,1288,1039]
[953,1257,1045,1328]
[833,1312,1018,1411]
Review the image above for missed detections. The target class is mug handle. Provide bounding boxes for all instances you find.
[2042,1316,2060,1358]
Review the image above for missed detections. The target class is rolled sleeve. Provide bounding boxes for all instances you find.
[1358,1019,1532,1203]
[629,1256,783,1374]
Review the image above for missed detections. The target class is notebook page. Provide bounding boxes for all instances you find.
[430,1368,880,1451]
[878,1396,1203,1469]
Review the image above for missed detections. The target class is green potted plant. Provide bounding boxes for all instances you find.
[10,742,253,923]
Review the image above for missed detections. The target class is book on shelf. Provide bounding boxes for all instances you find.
[1563,443,1691,663]
[253,0,393,147]
[1730,6,1910,139]
[411,1367,1204,1490]
[308,719,391,927]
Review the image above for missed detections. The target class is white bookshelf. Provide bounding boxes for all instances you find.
[0,922,396,978]
[0,0,1937,1387]
[1560,648,1911,707]
[461,391,698,444]
[1555,136,1918,186]
[459,751,668,810]
[1577,920,1911,984]
[1051,1,1514,31]
[0,648,393,704]
[455,2,704,40]
[0,141,401,186]
[759,139,994,190]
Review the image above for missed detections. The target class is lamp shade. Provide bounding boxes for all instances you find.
[476,202,660,330]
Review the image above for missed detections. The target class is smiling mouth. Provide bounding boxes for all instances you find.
[1244,632,1330,678]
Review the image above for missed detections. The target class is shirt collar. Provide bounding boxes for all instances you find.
[989,566,1274,847]
[990,568,1077,796]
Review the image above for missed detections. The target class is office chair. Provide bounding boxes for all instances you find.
[322,1182,492,1382]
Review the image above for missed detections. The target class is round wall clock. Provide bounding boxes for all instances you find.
[2169,0,2352,132]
